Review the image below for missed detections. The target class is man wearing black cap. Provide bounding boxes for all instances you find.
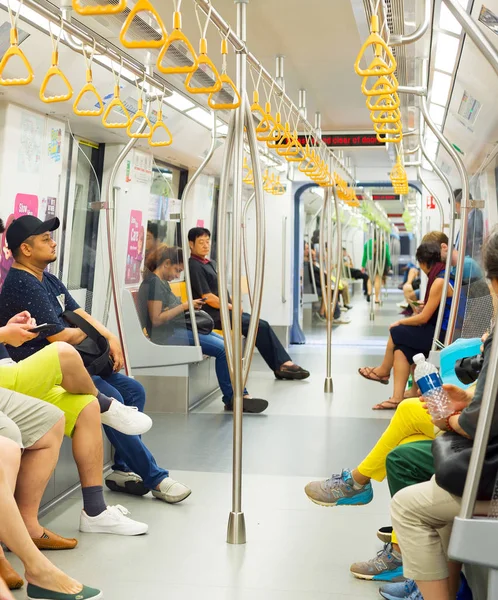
[0,215,191,506]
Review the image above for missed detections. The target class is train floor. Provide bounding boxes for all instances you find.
[12,288,404,600]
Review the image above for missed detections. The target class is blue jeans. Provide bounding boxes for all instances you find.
[93,372,168,490]
[167,329,247,404]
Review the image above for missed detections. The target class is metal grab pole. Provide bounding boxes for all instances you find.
[366,223,376,321]
[416,165,444,232]
[241,192,255,309]
[324,187,334,393]
[241,97,266,386]
[418,126,456,351]
[180,112,218,346]
[459,321,498,517]
[390,0,431,45]
[318,192,328,324]
[442,0,498,77]
[226,0,247,546]
[104,69,153,376]
[420,96,470,344]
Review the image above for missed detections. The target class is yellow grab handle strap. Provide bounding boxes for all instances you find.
[185,39,221,94]
[267,112,285,149]
[377,131,403,143]
[157,12,198,74]
[148,110,173,147]
[354,16,397,77]
[207,74,241,110]
[72,0,126,15]
[40,52,73,103]
[361,74,398,96]
[370,108,401,124]
[73,69,104,116]
[0,28,34,86]
[126,99,152,138]
[256,102,275,142]
[366,92,400,111]
[373,119,402,135]
[102,85,131,128]
[120,0,167,49]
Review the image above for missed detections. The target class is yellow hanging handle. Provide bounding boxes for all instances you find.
[354,15,397,77]
[157,10,198,75]
[275,122,292,154]
[0,27,34,86]
[185,38,221,94]
[256,102,276,142]
[370,107,401,124]
[72,0,126,16]
[148,107,173,147]
[102,84,130,129]
[40,50,73,103]
[243,157,254,186]
[73,67,104,116]
[127,97,152,138]
[361,73,399,97]
[366,91,400,111]
[120,0,167,49]
[378,130,403,144]
[267,112,286,149]
[374,119,402,135]
[207,39,241,110]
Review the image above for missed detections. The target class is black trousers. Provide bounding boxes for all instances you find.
[349,268,369,295]
[238,312,291,371]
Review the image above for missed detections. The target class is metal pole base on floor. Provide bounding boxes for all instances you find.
[324,377,334,393]
[227,511,246,544]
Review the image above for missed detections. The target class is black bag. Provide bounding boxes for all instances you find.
[432,431,498,500]
[184,310,214,335]
[63,311,114,377]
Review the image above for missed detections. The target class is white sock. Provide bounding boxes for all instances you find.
[352,477,366,490]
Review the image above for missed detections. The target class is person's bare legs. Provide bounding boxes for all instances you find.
[392,350,411,404]
[375,275,381,302]
[416,579,450,600]
[0,459,82,595]
[55,342,99,396]
[0,575,14,600]
[15,417,65,538]
[71,401,104,488]
[359,335,396,382]
[0,436,21,564]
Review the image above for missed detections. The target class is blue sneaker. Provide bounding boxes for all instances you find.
[379,579,418,599]
[350,543,404,582]
[304,468,373,507]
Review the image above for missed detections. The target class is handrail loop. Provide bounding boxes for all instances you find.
[390,0,431,46]
[180,110,218,348]
[241,192,255,309]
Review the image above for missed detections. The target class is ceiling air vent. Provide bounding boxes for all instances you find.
[457,90,482,127]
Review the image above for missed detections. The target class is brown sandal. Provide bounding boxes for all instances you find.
[358,367,390,385]
[372,399,402,410]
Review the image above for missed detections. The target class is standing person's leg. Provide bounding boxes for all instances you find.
[239,313,310,379]
[0,447,102,599]
[99,374,191,504]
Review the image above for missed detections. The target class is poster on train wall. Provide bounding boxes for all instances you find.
[18,111,43,174]
[125,209,144,284]
[133,151,153,184]
[47,128,62,163]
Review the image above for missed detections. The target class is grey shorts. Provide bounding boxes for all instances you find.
[0,387,63,449]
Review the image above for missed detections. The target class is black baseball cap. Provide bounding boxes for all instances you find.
[7,215,60,252]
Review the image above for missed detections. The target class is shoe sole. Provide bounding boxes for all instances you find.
[27,593,103,600]
[351,568,404,582]
[152,489,192,504]
[105,479,150,497]
[79,526,148,536]
[274,372,310,380]
[305,492,373,507]
[224,399,269,414]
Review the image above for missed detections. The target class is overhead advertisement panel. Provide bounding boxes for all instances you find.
[297,133,384,147]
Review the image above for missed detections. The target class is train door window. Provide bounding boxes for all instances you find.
[59,137,103,313]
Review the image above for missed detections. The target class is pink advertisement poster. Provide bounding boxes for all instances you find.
[125,209,144,284]
[14,193,38,218]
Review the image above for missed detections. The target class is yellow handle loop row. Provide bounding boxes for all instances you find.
[72,0,126,16]
[0,0,34,86]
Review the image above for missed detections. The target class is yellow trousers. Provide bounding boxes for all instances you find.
[357,398,436,545]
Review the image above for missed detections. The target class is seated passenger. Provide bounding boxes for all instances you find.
[342,247,370,301]
[188,227,310,380]
[359,242,454,410]
[390,231,498,600]
[0,312,148,537]
[0,436,102,600]
[138,245,268,413]
[145,222,159,259]
[304,243,344,324]
[0,215,191,505]
[422,229,483,283]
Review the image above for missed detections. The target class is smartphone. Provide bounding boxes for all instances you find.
[200,297,208,304]
[28,323,56,334]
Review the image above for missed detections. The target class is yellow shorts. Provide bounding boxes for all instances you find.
[0,343,95,438]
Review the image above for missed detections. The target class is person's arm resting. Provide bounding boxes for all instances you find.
[147,300,185,326]
[400,279,445,326]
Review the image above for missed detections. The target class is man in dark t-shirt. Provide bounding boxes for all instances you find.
[188,227,310,380]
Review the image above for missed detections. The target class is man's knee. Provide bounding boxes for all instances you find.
[55,341,80,361]
[0,433,22,465]
[0,416,23,450]
[75,399,100,430]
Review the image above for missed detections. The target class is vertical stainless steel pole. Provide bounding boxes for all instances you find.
[242,192,255,309]
[324,187,334,393]
[104,66,153,376]
[367,222,376,321]
[181,112,217,346]
[420,96,469,344]
[226,0,247,546]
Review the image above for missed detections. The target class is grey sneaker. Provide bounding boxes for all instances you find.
[350,543,404,582]
[304,468,373,507]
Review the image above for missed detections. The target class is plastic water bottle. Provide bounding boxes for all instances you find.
[413,353,452,420]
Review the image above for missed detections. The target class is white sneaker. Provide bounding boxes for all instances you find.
[333,315,351,325]
[151,477,192,504]
[101,400,152,435]
[79,505,148,536]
